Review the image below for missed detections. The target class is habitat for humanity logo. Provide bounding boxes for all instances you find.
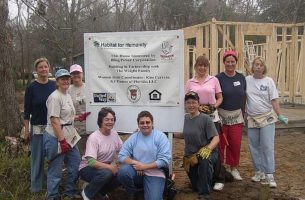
[160,41,174,61]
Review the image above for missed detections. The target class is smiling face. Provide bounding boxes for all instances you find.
[71,71,83,86]
[185,98,200,115]
[36,61,50,79]
[195,63,209,77]
[224,56,237,74]
[56,76,71,92]
[138,116,153,135]
[100,112,115,133]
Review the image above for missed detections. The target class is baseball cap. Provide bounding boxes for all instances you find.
[223,50,238,62]
[185,91,200,102]
[55,69,71,79]
[69,64,83,73]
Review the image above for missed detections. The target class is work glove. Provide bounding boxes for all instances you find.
[79,112,91,122]
[59,138,71,154]
[278,115,288,124]
[199,104,215,114]
[198,147,212,159]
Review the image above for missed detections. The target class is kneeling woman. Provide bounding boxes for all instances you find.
[117,111,171,200]
[79,107,123,199]
[174,92,219,200]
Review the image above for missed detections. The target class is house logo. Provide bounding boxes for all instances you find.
[149,90,162,101]
[127,85,141,103]
[160,41,174,61]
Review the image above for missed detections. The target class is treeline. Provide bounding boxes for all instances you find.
[8,0,305,83]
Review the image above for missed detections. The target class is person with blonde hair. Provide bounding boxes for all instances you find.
[246,57,288,188]
[24,57,56,192]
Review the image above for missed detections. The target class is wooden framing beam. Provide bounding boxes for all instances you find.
[210,20,218,75]
[217,25,235,49]
[182,19,305,104]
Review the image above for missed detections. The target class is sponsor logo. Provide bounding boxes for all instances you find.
[93,93,116,103]
[127,85,141,103]
[149,90,162,101]
[160,41,175,61]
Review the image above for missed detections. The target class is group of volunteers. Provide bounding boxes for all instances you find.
[24,51,288,200]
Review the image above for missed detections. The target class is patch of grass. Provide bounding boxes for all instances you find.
[0,143,45,200]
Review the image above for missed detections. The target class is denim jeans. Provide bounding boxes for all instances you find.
[43,132,81,199]
[188,150,218,196]
[30,132,44,192]
[248,123,275,173]
[79,166,121,198]
[117,164,165,200]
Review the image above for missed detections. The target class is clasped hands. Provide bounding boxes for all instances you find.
[131,160,146,176]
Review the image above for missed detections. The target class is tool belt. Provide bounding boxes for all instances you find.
[183,153,198,173]
[32,125,46,135]
[247,110,277,128]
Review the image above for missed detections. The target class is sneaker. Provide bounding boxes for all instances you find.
[266,174,277,188]
[81,189,90,200]
[231,169,242,181]
[251,171,266,182]
[213,182,224,191]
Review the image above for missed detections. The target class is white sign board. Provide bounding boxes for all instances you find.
[84,30,184,133]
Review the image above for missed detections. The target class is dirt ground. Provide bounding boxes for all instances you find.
[169,132,305,200]
[108,132,305,200]
[16,90,305,199]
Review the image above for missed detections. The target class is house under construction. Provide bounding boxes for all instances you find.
[183,18,305,104]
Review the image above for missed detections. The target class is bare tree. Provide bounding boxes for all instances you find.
[0,0,23,137]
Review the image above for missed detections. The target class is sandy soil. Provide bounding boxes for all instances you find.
[169,132,305,200]
[109,132,305,200]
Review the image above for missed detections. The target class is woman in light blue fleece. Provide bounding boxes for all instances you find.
[117,110,171,200]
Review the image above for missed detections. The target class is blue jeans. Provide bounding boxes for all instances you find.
[30,131,44,192]
[117,164,165,200]
[248,123,275,173]
[43,132,81,199]
[79,166,121,198]
[188,150,218,196]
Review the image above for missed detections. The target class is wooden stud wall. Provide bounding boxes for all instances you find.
[183,19,305,104]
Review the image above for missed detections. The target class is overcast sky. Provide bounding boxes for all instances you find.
[8,0,21,19]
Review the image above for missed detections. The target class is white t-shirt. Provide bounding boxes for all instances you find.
[68,83,86,115]
[79,129,123,170]
[246,75,279,116]
[45,90,76,136]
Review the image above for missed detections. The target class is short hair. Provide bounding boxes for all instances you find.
[97,107,116,128]
[251,57,267,75]
[137,111,153,124]
[185,91,200,102]
[194,55,210,68]
[34,57,50,69]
